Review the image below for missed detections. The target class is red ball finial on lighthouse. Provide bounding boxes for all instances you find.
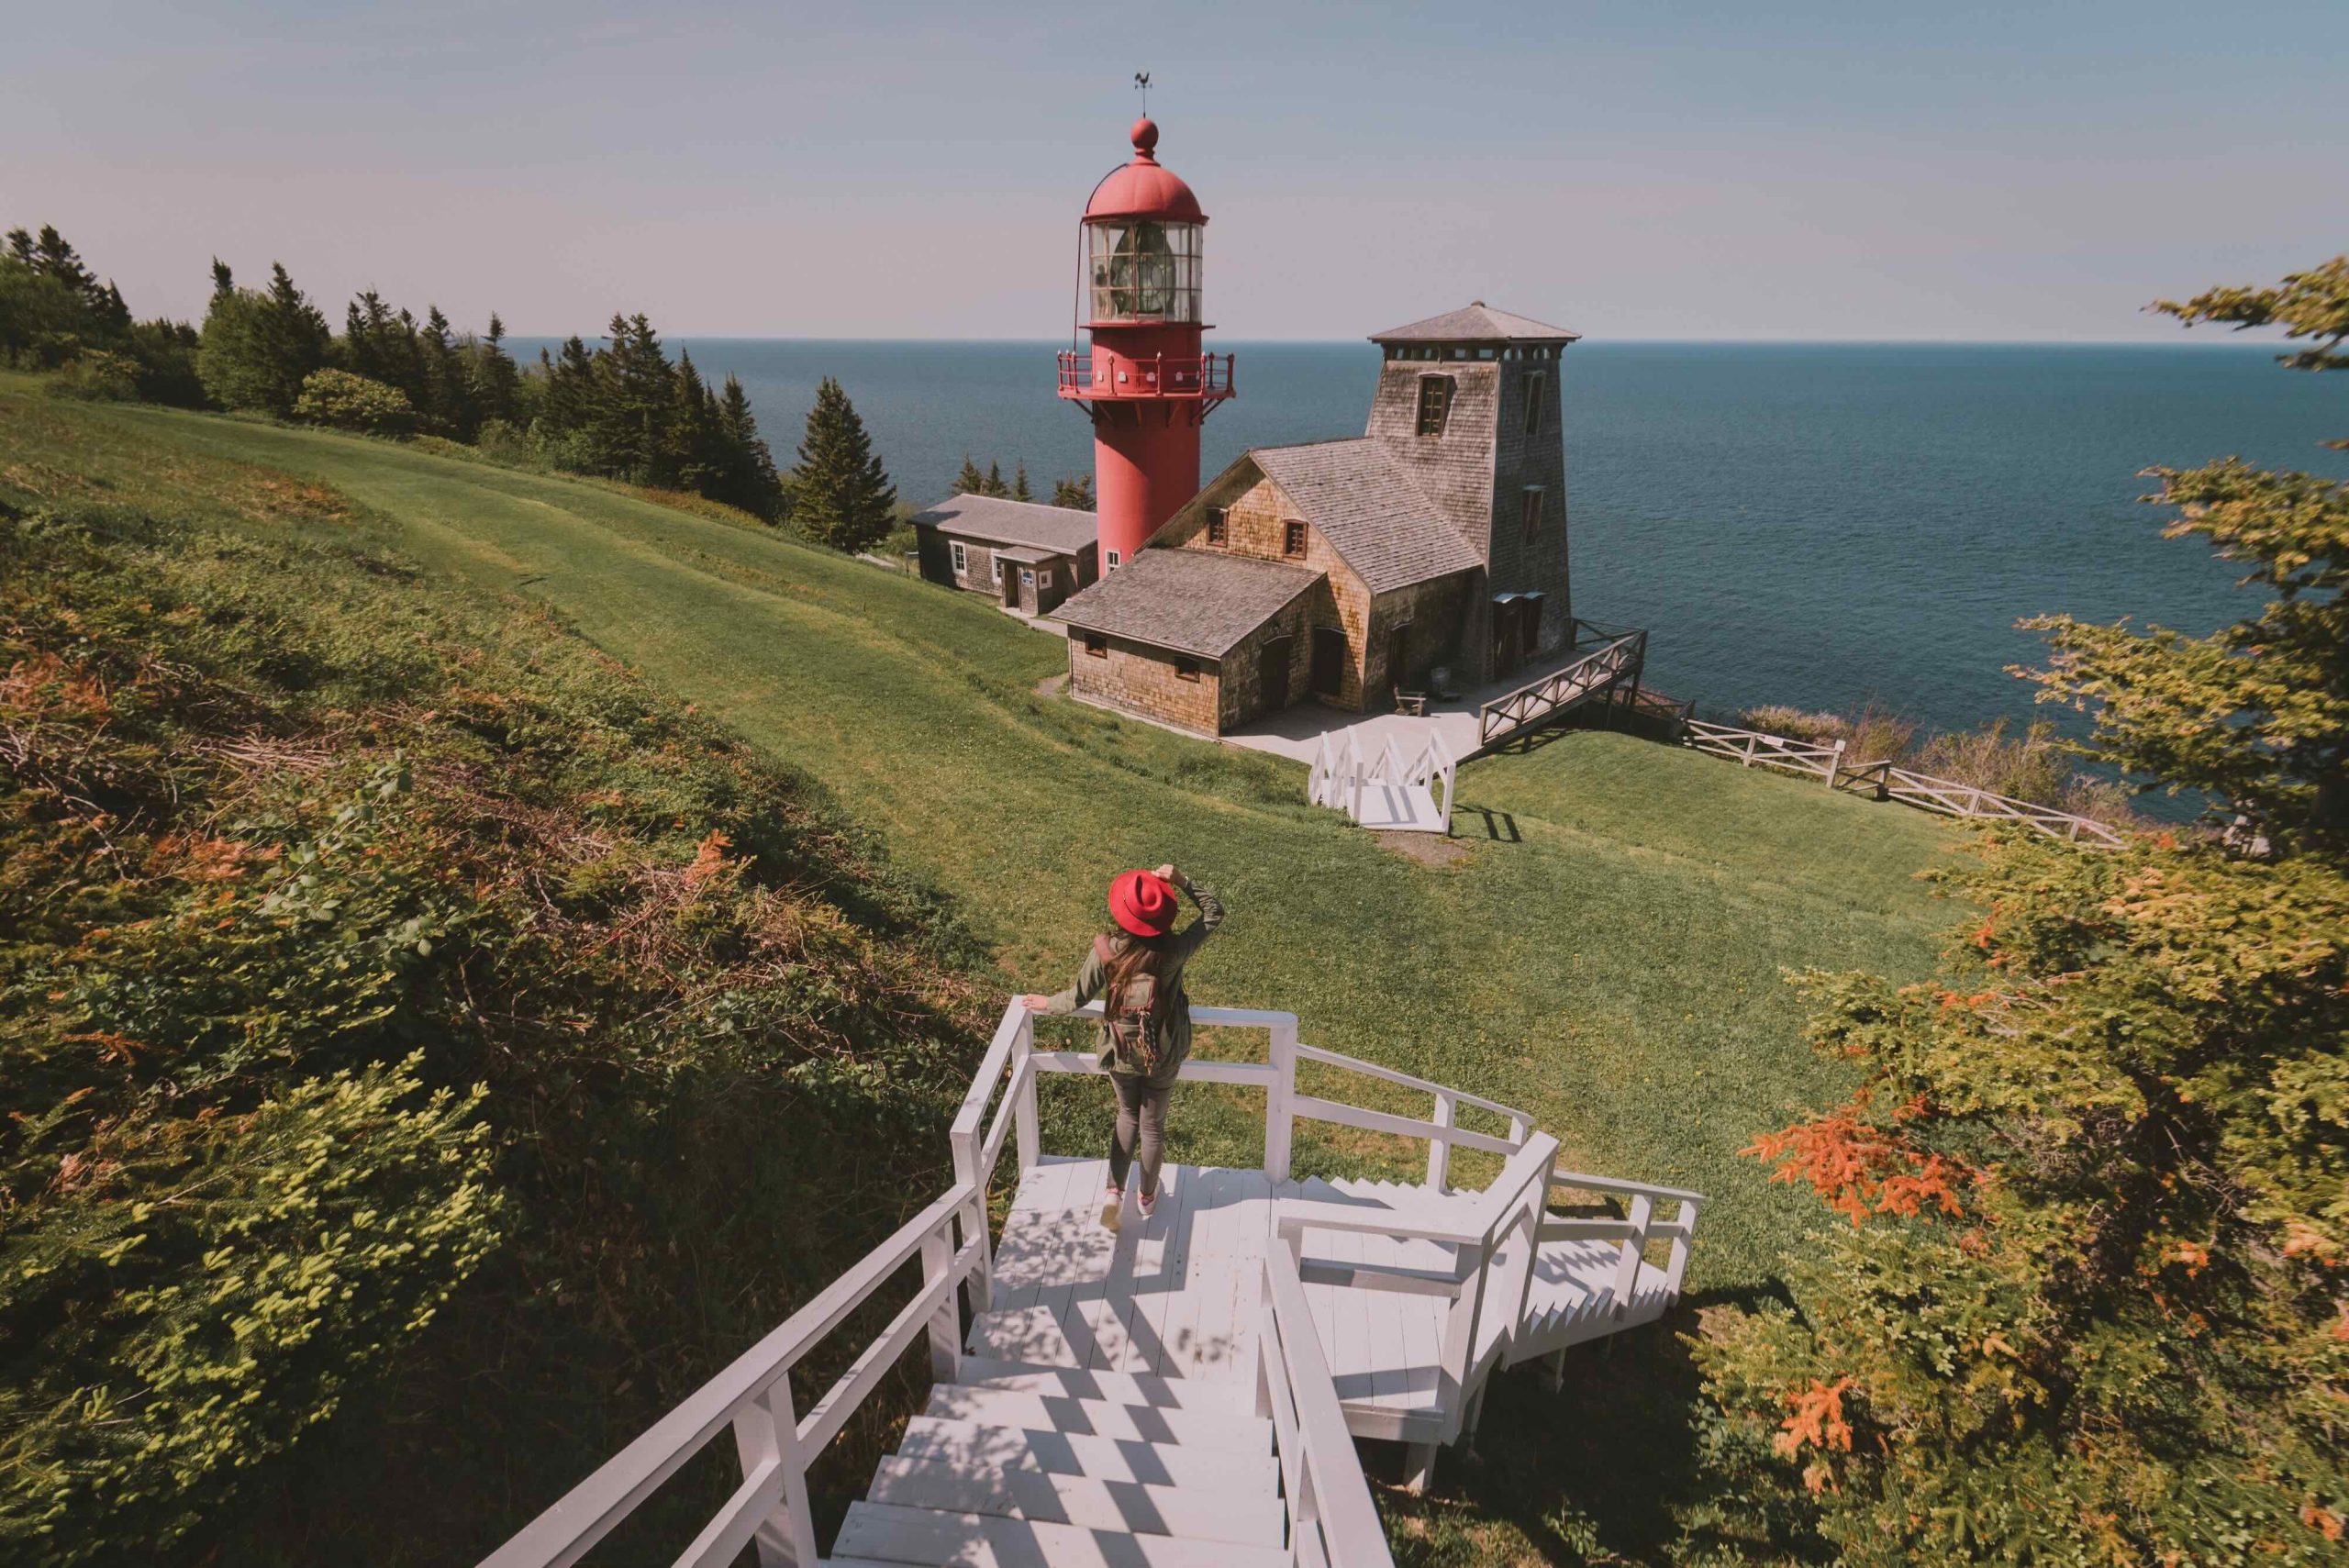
[1130,117,1160,160]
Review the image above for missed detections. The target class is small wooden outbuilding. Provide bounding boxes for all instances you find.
[913,494,1099,616]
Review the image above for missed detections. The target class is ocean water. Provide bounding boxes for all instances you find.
[511,337,2343,748]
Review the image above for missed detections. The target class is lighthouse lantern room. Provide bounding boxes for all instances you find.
[1057,117,1234,576]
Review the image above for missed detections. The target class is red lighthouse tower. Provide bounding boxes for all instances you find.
[1057,117,1233,577]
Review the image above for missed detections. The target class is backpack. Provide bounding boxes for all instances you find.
[1093,934,1165,1075]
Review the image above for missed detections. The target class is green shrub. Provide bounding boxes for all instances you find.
[0,475,992,1563]
[291,367,417,435]
[44,349,141,402]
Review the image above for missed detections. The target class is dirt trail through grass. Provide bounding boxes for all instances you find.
[68,401,1965,1291]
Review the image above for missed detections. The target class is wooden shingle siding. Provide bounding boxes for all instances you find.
[1163,476,1373,710]
[1067,632,1222,733]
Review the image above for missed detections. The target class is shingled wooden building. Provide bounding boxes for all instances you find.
[1050,303,1579,736]
[913,493,1100,616]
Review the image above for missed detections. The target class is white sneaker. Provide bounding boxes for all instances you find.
[1137,1186,1159,1220]
[1100,1184,1124,1231]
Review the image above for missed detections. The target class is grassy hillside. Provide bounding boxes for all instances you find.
[2,380,1971,1562]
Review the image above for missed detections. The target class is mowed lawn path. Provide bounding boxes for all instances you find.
[82,404,1966,1288]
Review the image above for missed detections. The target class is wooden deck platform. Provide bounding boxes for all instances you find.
[972,1157,1678,1446]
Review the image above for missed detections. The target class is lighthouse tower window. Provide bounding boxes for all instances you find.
[1087,220,1202,323]
[1523,371,1545,435]
[1415,374,1453,437]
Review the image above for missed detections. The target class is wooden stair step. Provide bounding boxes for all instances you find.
[951,1357,1252,1414]
[895,1417,1275,1494]
[922,1385,1270,1450]
[967,1307,1083,1369]
[865,1456,1286,1546]
[832,1503,1292,1568]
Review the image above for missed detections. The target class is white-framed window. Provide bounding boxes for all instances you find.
[951,539,967,574]
[1107,549,1123,569]
[1038,568,1053,589]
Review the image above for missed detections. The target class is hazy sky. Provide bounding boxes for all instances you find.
[7,1,2340,341]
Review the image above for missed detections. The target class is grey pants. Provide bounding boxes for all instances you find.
[1107,1075,1172,1195]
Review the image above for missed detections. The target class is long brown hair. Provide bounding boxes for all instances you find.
[1103,928,1171,1006]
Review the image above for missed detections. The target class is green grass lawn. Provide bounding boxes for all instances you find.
[4,384,1971,1561]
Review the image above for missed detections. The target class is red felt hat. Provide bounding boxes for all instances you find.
[1108,869,1177,938]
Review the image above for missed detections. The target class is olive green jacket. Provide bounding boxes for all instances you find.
[1043,880,1224,1086]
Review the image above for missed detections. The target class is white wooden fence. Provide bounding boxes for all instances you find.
[1676,719,2128,849]
[1835,759,2128,848]
[1680,718,1845,784]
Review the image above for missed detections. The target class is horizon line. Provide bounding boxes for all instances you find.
[491,333,2284,348]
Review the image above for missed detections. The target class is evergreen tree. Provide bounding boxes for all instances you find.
[711,373,782,517]
[199,260,328,416]
[588,313,674,481]
[1049,474,1096,511]
[952,454,987,495]
[982,460,1009,498]
[663,352,723,494]
[415,305,471,438]
[463,312,521,428]
[1013,461,1032,503]
[789,376,896,551]
[537,337,597,443]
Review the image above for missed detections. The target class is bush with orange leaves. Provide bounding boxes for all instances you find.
[1693,828,2349,1565]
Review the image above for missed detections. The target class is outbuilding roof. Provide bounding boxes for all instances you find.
[912,494,1097,558]
[1049,549,1321,658]
[1370,301,1580,344]
[1246,439,1486,594]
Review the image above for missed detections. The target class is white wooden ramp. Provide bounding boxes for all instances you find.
[1308,728,1455,834]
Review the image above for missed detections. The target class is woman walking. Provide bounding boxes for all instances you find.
[1023,863,1223,1230]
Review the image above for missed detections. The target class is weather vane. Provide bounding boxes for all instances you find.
[1133,72,1151,116]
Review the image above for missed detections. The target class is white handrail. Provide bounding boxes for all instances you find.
[479,1181,980,1568]
[1259,1248,1398,1568]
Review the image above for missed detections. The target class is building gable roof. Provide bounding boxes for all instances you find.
[1369,301,1580,344]
[1248,439,1486,594]
[1048,549,1320,658]
[912,493,1097,557]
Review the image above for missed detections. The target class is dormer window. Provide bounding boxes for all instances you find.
[1415,374,1453,437]
[1524,372,1545,435]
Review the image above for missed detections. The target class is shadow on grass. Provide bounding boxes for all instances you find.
[1455,804,1523,843]
[1372,1286,1799,1567]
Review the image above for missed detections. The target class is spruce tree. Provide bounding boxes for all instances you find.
[789,376,896,552]
[1050,474,1096,511]
[713,373,782,517]
[952,454,987,495]
[983,460,1009,498]
[1013,461,1032,503]
[463,312,521,428]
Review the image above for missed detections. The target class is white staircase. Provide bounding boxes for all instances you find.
[835,1362,1286,1565]
[1308,728,1455,833]
[476,1000,1700,1568]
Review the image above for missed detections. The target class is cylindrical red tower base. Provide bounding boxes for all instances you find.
[1093,406,1203,567]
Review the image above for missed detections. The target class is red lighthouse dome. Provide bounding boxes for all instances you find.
[1083,118,1206,223]
[1057,117,1233,577]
